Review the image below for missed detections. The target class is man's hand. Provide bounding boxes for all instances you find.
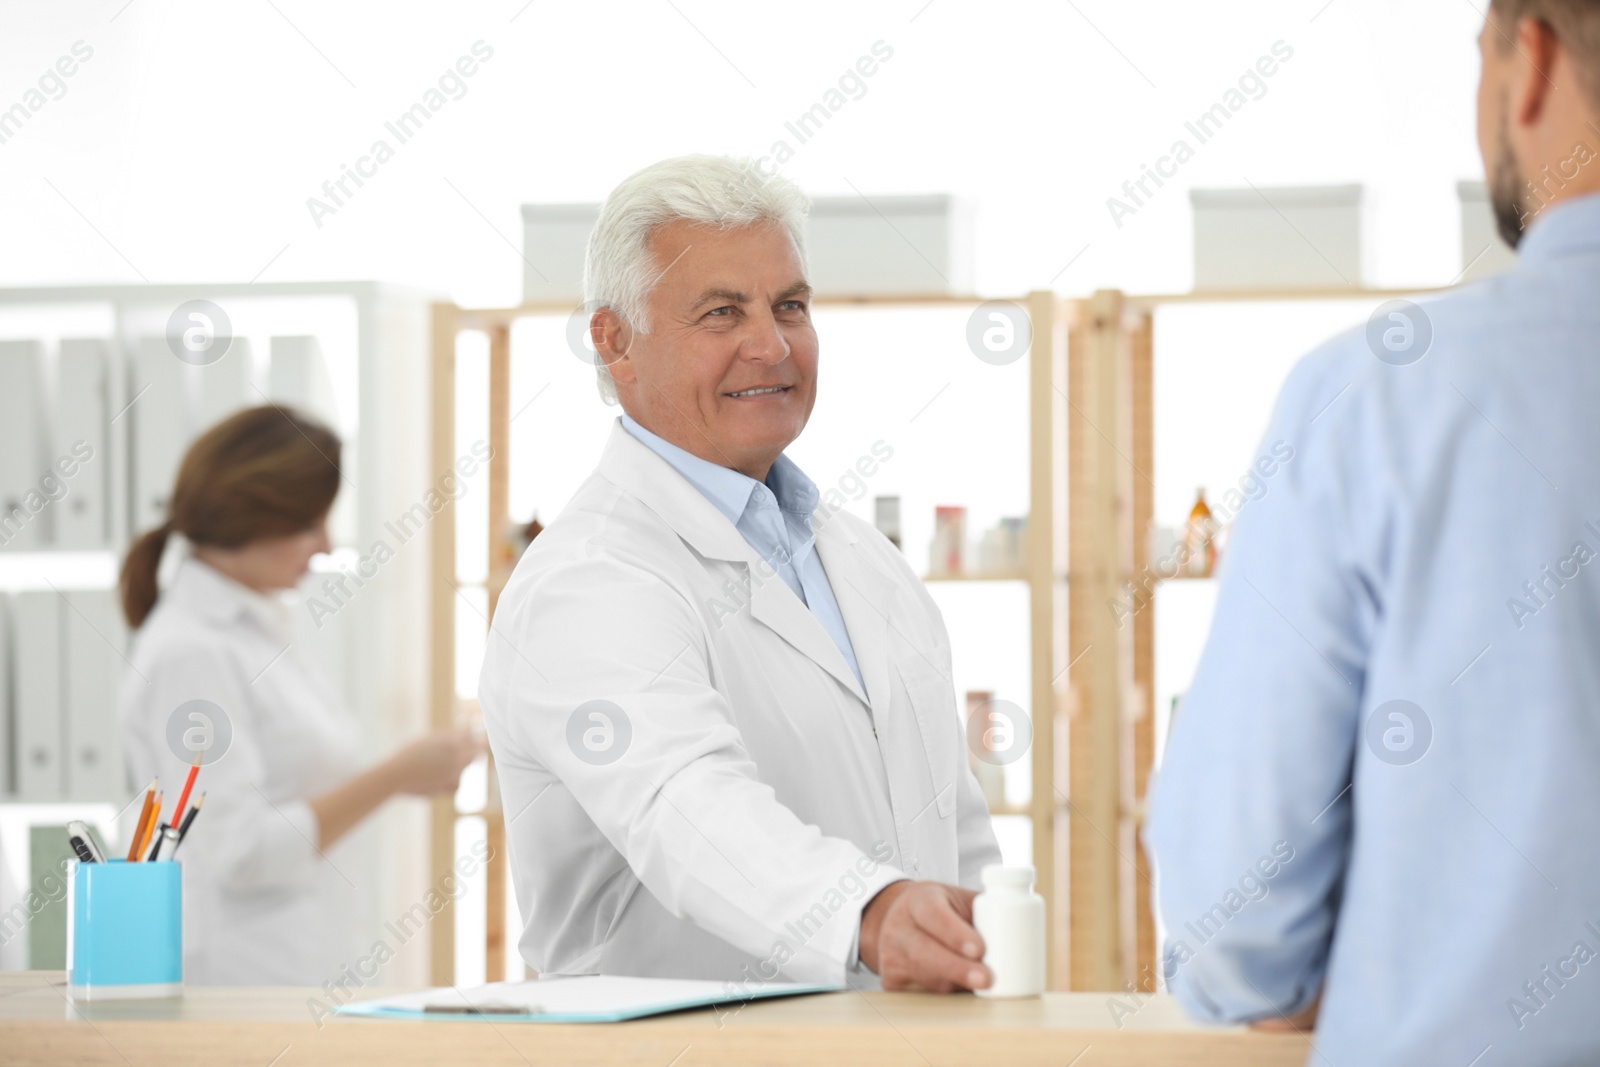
[858,880,991,993]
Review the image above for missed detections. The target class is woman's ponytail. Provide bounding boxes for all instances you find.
[119,521,173,629]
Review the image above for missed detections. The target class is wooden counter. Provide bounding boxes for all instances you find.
[0,971,1313,1066]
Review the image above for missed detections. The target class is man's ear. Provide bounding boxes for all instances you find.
[593,306,635,386]
[1510,14,1560,127]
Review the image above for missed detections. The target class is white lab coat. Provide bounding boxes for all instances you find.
[118,556,364,985]
[479,418,1002,988]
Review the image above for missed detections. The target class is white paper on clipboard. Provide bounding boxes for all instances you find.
[336,974,840,1024]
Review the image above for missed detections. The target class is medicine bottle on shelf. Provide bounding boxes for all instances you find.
[973,865,1045,998]
[1182,487,1218,577]
[928,505,966,577]
[875,495,902,550]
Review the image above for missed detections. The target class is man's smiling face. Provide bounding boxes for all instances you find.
[597,218,818,481]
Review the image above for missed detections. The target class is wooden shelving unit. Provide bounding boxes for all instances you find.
[430,292,1081,987]
[426,283,1440,993]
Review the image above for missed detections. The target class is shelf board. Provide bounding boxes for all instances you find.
[923,570,1029,583]
[988,803,1032,818]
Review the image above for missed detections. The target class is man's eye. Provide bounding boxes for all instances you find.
[778,301,807,313]
[706,306,735,318]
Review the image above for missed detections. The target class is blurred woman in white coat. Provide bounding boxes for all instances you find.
[117,405,482,985]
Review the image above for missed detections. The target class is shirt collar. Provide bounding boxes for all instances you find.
[618,413,820,528]
[1517,191,1600,265]
[167,554,296,644]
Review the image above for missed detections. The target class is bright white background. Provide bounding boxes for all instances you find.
[1,0,1483,301]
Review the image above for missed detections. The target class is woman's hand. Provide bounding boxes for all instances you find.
[388,725,486,796]
[310,724,487,849]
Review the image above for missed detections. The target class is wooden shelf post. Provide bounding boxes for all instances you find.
[428,302,459,986]
[484,322,512,982]
[1124,309,1156,993]
[1025,290,1066,989]
[1064,290,1133,991]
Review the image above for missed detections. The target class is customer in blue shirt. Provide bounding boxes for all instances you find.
[1146,3,1600,1065]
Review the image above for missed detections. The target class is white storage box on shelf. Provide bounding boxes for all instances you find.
[520,193,975,302]
[1190,184,1365,290]
[518,204,599,305]
[804,194,974,296]
[1456,180,1518,282]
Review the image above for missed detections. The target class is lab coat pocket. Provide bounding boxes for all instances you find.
[895,660,959,819]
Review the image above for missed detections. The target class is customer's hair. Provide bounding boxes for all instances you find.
[582,155,811,404]
[1489,0,1600,104]
[119,405,341,628]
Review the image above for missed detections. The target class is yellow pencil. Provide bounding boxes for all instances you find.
[137,791,163,861]
[126,779,156,862]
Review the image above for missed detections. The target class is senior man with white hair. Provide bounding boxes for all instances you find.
[479,155,1003,993]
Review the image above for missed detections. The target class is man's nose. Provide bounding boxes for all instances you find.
[741,310,791,365]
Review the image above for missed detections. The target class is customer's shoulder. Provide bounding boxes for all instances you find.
[1269,273,1534,424]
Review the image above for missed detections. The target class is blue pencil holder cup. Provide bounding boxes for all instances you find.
[67,859,183,1000]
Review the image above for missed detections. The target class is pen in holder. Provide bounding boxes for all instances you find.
[67,859,183,1000]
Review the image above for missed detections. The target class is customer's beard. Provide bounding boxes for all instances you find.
[1488,110,1528,249]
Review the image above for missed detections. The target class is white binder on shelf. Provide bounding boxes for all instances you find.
[55,339,112,550]
[0,340,52,550]
[13,591,63,801]
[196,335,253,434]
[0,593,12,799]
[130,337,190,535]
[268,335,339,425]
[62,589,127,802]
[270,335,354,543]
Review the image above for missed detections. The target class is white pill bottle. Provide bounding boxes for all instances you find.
[972,864,1045,998]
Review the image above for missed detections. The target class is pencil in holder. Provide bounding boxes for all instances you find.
[67,858,182,1000]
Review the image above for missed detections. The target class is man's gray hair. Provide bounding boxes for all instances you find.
[582,155,811,404]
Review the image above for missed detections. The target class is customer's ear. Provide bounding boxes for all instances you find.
[1509,15,1558,129]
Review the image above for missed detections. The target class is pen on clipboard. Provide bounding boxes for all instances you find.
[421,1002,541,1015]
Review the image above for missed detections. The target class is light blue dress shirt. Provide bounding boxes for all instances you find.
[1146,193,1600,1067]
[619,414,866,695]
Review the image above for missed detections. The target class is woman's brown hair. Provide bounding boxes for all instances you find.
[118,404,342,629]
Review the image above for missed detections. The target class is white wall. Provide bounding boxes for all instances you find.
[0,0,1484,305]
